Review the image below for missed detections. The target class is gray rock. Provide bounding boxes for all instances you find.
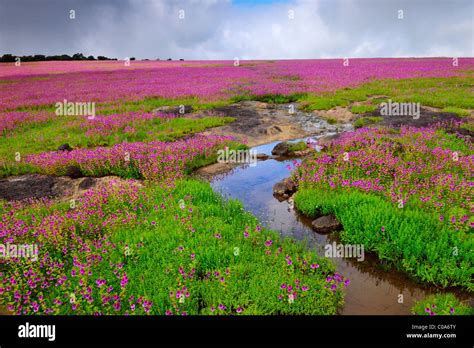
[78,177,96,190]
[58,143,73,152]
[311,215,342,234]
[153,105,193,115]
[273,177,297,198]
[65,165,83,179]
[271,142,290,156]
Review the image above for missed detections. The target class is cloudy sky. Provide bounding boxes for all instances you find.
[0,0,472,59]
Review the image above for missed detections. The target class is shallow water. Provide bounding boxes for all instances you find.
[210,139,472,315]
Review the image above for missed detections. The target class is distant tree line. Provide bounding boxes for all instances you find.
[0,53,118,62]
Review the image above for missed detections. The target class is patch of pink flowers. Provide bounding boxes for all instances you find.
[25,134,232,180]
[294,124,473,231]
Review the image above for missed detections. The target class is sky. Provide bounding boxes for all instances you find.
[0,0,472,60]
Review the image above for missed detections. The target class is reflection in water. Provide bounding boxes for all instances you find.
[210,140,473,315]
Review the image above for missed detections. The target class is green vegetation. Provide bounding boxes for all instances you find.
[1,179,345,315]
[412,294,473,315]
[294,188,473,290]
[442,107,471,117]
[231,93,306,104]
[287,140,308,152]
[350,104,378,114]
[300,75,474,111]
[354,116,383,128]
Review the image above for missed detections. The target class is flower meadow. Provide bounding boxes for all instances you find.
[1,58,473,111]
[293,124,473,289]
[0,58,473,316]
[0,179,346,315]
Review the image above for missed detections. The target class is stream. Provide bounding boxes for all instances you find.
[209,137,472,315]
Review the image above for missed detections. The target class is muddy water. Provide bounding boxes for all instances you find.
[210,139,472,315]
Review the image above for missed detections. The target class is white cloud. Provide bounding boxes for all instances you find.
[0,0,472,59]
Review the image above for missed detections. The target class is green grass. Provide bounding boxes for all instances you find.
[97,96,230,115]
[230,93,306,104]
[299,75,474,111]
[114,179,344,315]
[294,189,473,290]
[354,116,383,128]
[287,140,308,152]
[412,294,473,315]
[350,104,378,114]
[442,107,471,117]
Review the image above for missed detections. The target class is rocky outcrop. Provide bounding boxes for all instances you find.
[311,215,342,234]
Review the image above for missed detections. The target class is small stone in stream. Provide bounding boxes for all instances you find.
[271,142,290,156]
[256,153,270,160]
[311,215,342,234]
[57,143,73,152]
[273,177,297,198]
[65,165,83,179]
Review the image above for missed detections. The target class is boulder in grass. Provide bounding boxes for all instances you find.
[57,143,73,152]
[65,165,83,179]
[153,105,193,115]
[311,215,342,234]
